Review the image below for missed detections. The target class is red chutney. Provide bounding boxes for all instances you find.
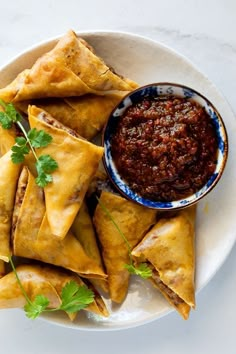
[111,97,218,202]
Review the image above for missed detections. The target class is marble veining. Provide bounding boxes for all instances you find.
[0,1,235,353]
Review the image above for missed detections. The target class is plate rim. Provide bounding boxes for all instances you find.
[0,29,235,331]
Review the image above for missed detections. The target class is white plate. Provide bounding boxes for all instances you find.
[0,31,235,331]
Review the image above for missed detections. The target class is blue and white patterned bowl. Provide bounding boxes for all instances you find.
[103,83,228,210]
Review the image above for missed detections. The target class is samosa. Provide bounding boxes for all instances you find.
[0,30,137,103]
[0,151,22,262]
[0,264,108,319]
[12,167,106,280]
[28,105,104,239]
[93,191,157,303]
[71,202,108,293]
[132,206,196,319]
[16,92,127,141]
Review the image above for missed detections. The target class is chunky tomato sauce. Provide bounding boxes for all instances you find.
[111,97,218,202]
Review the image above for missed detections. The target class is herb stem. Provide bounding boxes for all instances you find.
[42,308,58,313]
[96,196,133,264]
[16,121,38,162]
[8,256,33,306]
[0,99,7,109]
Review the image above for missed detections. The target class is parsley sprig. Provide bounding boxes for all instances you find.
[96,197,152,279]
[0,100,58,187]
[8,256,94,319]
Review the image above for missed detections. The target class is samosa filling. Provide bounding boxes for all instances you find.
[150,265,185,306]
[38,111,81,139]
[11,169,28,237]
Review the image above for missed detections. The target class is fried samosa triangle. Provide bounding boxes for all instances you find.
[28,105,104,239]
[0,151,22,262]
[12,167,106,279]
[0,264,108,319]
[16,92,129,141]
[0,30,138,103]
[132,206,196,320]
[71,202,108,293]
[37,215,106,279]
[93,191,157,303]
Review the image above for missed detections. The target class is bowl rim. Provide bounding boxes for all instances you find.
[0,29,235,332]
[102,82,229,210]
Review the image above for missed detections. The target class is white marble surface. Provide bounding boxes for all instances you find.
[0,0,236,353]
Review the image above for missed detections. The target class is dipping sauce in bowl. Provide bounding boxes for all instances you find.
[103,83,228,210]
[111,96,218,202]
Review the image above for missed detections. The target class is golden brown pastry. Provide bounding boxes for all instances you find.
[0,30,138,102]
[0,264,108,319]
[132,206,196,320]
[28,105,104,239]
[12,167,106,280]
[93,191,157,303]
[16,92,128,141]
[71,202,108,293]
[0,151,22,262]
[0,125,17,156]
[37,215,106,279]
[0,261,5,278]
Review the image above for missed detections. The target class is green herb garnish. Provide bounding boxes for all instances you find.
[8,256,94,319]
[60,281,95,313]
[24,295,50,320]
[35,155,59,187]
[0,101,22,128]
[96,197,152,279]
[124,263,152,279]
[0,100,58,187]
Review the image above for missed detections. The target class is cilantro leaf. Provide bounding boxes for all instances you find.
[28,128,53,148]
[11,144,30,163]
[124,263,152,279]
[61,281,79,304]
[15,136,27,146]
[8,256,94,320]
[24,295,50,319]
[0,111,13,129]
[0,100,58,187]
[0,99,22,127]
[36,155,58,174]
[35,155,58,187]
[35,172,53,188]
[60,282,94,313]
[5,102,22,122]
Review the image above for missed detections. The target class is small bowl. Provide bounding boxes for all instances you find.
[103,83,228,210]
